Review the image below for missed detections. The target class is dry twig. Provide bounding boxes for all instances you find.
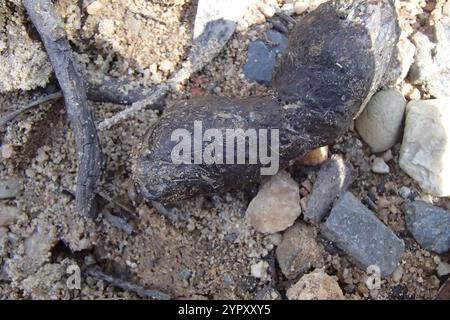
[85,266,171,300]
[23,0,103,216]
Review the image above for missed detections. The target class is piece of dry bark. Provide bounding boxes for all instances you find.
[85,266,171,300]
[23,0,103,216]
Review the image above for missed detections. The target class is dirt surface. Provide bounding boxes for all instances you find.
[0,0,449,300]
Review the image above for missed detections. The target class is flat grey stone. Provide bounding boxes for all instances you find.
[304,155,357,224]
[243,30,288,85]
[321,192,405,277]
[0,179,21,199]
[403,201,450,254]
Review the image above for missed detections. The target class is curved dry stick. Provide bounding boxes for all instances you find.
[133,0,400,204]
[0,91,62,128]
[85,266,171,300]
[23,0,103,216]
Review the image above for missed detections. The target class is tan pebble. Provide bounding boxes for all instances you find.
[281,3,295,15]
[299,187,309,197]
[301,180,312,192]
[0,205,21,227]
[246,171,301,234]
[86,1,103,15]
[297,146,328,166]
[1,144,13,159]
[294,1,309,15]
[377,197,390,209]
[383,149,393,162]
[392,266,403,282]
[444,1,450,16]
[159,60,175,73]
[258,3,276,18]
[407,88,421,100]
[287,269,344,300]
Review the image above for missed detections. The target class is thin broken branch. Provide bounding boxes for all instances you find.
[97,0,248,130]
[0,91,62,128]
[23,0,103,217]
[97,83,169,130]
[85,266,171,300]
[86,78,165,109]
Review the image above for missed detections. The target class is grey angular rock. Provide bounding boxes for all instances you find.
[254,285,282,300]
[321,192,405,277]
[243,30,288,85]
[402,201,450,254]
[355,89,407,153]
[384,32,416,85]
[276,222,323,279]
[0,205,21,227]
[0,179,21,199]
[265,29,288,54]
[409,17,450,98]
[304,155,357,224]
[243,41,275,85]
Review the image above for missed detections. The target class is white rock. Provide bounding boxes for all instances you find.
[398,186,412,199]
[356,89,407,153]
[258,3,276,18]
[159,60,175,73]
[286,269,344,300]
[294,2,309,15]
[437,262,450,277]
[372,157,390,174]
[281,3,295,15]
[392,266,403,282]
[251,260,270,280]
[0,205,21,227]
[86,1,103,15]
[399,99,450,196]
[246,171,301,234]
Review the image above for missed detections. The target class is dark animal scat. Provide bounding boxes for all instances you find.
[133,0,400,204]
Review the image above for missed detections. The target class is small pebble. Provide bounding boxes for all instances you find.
[0,205,22,227]
[294,2,309,15]
[246,171,301,234]
[159,60,175,73]
[398,186,412,199]
[297,146,328,166]
[403,201,450,254]
[258,3,276,18]
[392,266,404,282]
[286,269,344,300]
[281,3,295,15]
[250,261,269,280]
[86,1,103,15]
[437,262,450,277]
[1,144,13,159]
[0,179,21,199]
[383,150,393,162]
[372,157,390,174]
